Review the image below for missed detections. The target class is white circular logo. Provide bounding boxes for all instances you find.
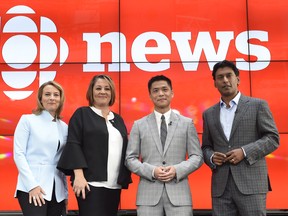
[1,5,69,100]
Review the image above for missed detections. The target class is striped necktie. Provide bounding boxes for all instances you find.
[160,115,167,149]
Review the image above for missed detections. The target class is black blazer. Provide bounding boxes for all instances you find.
[57,106,131,189]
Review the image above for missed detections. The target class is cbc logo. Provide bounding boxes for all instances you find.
[1,5,69,100]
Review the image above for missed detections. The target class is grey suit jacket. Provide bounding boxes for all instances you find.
[125,111,203,206]
[202,95,279,197]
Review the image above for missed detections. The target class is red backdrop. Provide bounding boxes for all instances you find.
[1,0,288,211]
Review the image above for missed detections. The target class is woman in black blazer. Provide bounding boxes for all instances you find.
[57,75,131,216]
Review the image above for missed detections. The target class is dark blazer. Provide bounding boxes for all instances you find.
[57,106,131,189]
[202,95,279,197]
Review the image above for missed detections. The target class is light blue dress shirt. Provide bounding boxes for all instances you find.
[220,92,240,141]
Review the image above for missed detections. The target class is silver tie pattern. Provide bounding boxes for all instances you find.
[160,115,167,149]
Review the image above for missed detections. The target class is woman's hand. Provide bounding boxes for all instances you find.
[29,186,46,206]
[73,169,90,199]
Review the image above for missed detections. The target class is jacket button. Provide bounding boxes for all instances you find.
[162,161,166,165]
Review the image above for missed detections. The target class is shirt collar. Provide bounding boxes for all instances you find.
[154,109,172,120]
[220,92,241,107]
[42,110,56,121]
[90,106,114,120]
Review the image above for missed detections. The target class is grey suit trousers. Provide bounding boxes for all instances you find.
[212,171,266,216]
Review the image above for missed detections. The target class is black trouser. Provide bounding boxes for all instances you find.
[76,186,121,216]
[17,184,65,216]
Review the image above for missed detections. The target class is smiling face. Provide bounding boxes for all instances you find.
[149,80,174,113]
[92,78,112,109]
[41,84,61,117]
[214,66,240,103]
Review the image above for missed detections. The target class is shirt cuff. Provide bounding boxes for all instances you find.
[210,153,215,165]
[241,147,247,157]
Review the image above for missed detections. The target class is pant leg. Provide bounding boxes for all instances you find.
[231,177,266,216]
[213,172,266,216]
[17,190,47,216]
[137,190,164,216]
[212,173,239,216]
[46,184,65,216]
[162,187,193,216]
[77,186,121,216]
[137,205,164,216]
[137,186,192,216]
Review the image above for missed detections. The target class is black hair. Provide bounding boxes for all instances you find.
[212,60,239,80]
[148,75,172,92]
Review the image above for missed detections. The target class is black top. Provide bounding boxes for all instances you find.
[57,106,131,189]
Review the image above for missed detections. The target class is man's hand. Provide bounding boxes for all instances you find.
[212,152,227,166]
[154,166,176,182]
[224,148,245,164]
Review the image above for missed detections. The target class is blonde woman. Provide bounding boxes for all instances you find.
[14,81,68,216]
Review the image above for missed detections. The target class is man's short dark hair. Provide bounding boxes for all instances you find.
[212,60,239,80]
[148,75,172,93]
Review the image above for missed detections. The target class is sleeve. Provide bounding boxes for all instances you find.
[57,108,88,175]
[13,115,39,191]
[114,115,132,189]
[173,119,204,181]
[125,121,156,181]
[201,111,217,169]
[242,100,279,165]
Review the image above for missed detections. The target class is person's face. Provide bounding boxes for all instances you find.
[41,85,61,117]
[214,66,240,99]
[149,80,174,113]
[92,78,112,108]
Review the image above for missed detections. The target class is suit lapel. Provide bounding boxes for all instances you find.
[163,111,179,155]
[213,104,228,142]
[147,113,163,154]
[230,95,249,139]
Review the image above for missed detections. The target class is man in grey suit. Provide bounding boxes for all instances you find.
[126,75,203,216]
[202,60,279,216]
